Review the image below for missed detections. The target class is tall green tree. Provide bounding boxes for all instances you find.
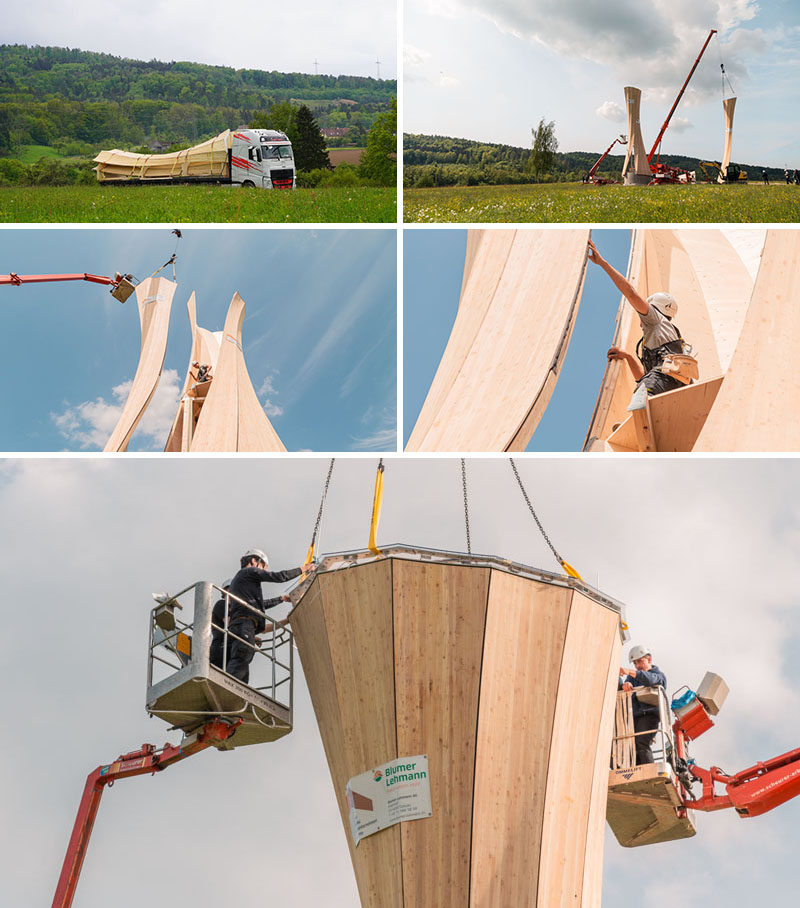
[293,104,330,171]
[250,101,298,144]
[359,97,396,186]
[527,118,558,181]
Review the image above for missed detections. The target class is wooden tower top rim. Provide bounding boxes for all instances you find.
[289,543,627,627]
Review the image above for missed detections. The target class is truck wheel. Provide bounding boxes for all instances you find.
[241,180,255,189]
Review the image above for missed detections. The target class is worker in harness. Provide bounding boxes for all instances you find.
[619,644,667,765]
[209,580,232,671]
[225,548,313,684]
[587,239,696,400]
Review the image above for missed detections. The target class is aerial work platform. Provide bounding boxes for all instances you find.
[146,580,294,750]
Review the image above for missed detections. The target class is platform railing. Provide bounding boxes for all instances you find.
[611,685,674,771]
[147,581,293,711]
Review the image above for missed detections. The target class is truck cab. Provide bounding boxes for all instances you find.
[230,128,296,189]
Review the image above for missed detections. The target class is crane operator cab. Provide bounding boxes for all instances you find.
[146,581,294,750]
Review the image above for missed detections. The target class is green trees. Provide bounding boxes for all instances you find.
[293,105,330,172]
[527,118,558,181]
[359,97,396,186]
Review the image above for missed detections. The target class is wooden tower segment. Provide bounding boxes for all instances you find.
[188,292,285,452]
[406,230,590,452]
[693,230,800,450]
[104,276,175,452]
[622,88,651,183]
[718,97,737,182]
[289,548,625,908]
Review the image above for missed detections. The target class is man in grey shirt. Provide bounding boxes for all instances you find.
[588,239,688,398]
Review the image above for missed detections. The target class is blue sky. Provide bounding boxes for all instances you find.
[405,0,799,168]
[2,457,799,908]
[403,228,631,451]
[0,228,397,452]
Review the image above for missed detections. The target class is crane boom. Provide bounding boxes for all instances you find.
[1,272,136,302]
[52,718,239,908]
[648,28,717,163]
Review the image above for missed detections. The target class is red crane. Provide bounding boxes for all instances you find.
[585,134,628,185]
[648,28,718,183]
[1,271,136,302]
[52,717,240,908]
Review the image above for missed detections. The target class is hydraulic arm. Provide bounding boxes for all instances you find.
[1,271,136,302]
[52,717,240,908]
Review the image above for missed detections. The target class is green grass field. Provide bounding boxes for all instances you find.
[0,183,396,223]
[15,145,65,164]
[404,181,800,223]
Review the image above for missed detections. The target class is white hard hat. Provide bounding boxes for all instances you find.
[243,548,269,566]
[629,644,651,662]
[647,292,678,319]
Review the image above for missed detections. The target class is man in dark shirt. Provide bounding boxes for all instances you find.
[209,580,232,671]
[619,644,667,765]
[225,548,313,684]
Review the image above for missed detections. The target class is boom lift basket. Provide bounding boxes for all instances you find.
[146,581,294,750]
[607,686,697,846]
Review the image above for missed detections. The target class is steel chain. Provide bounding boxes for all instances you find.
[509,458,562,565]
[461,459,471,554]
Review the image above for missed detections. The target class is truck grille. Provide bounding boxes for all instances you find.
[270,169,294,189]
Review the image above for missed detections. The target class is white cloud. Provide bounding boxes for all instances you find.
[668,115,693,132]
[51,369,181,451]
[258,372,284,418]
[351,404,397,450]
[404,43,431,67]
[596,100,625,121]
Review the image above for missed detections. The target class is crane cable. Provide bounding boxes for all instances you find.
[509,458,583,581]
[715,32,736,98]
[368,459,385,555]
[304,458,335,570]
[461,459,472,555]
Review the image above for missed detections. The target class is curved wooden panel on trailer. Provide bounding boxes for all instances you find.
[693,230,800,451]
[289,547,625,908]
[94,131,231,182]
[189,292,285,452]
[164,293,223,452]
[583,229,756,451]
[407,230,590,452]
[718,98,737,183]
[622,88,651,183]
[103,276,175,452]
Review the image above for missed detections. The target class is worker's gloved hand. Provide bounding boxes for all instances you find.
[607,346,627,362]
[622,682,634,692]
[302,562,317,573]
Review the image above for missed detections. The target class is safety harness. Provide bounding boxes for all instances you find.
[636,323,698,385]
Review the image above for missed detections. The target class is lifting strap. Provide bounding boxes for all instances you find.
[509,458,583,581]
[368,459,385,555]
[305,458,335,566]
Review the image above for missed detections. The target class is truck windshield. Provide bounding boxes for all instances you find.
[264,145,293,159]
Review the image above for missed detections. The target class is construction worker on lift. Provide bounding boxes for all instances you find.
[587,239,695,401]
[209,580,232,671]
[224,548,315,684]
[619,645,667,765]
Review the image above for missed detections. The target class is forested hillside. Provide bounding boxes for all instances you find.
[0,45,395,153]
[404,133,783,186]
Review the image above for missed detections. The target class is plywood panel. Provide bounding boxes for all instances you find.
[393,561,490,908]
[291,566,403,908]
[719,97,736,182]
[647,375,723,451]
[537,593,621,906]
[190,293,285,452]
[104,276,175,452]
[623,88,651,178]
[470,574,572,908]
[694,230,800,450]
[407,230,590,451]
[580,630,622,908]
[408,230,516,447]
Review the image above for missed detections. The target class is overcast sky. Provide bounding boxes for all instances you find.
[1,456,798,907]
[5,0,396,79]
[0,228,397,452]
[405,0,799,168]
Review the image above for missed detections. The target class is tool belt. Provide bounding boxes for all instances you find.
[637,324,698,384]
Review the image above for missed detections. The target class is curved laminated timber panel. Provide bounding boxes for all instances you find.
[104,276,175,452]
[406,230,590,452]
[188,292,285,452]
[693,230,800,451]
[584,229,760,451]
[718,98,737,183]
[289,547,625,908]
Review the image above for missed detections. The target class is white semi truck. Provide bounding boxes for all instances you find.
[94,129,295,189]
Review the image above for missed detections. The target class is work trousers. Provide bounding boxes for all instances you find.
[225,618,258,685]
[209,634,228,671]
[638,369,683,397]
[634,713,661,765]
